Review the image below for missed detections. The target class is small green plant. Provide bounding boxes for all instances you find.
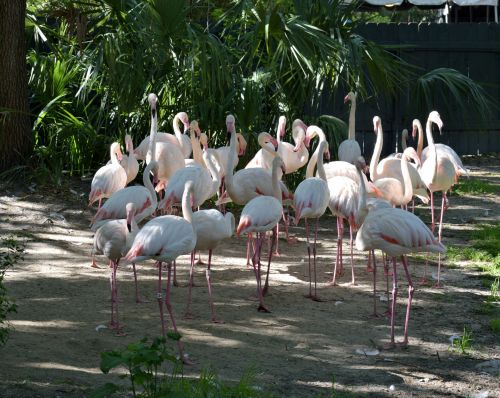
[453,179,498,196]
[451,326,473,355]
[490,319,500,335]
[92,336,271,398]
[0,236,25,346]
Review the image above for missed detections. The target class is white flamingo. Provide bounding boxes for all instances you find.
[145,94,185,192]
[184,209,235,323]
[293,141,329,300]
[279,119,310,174]
[90,160,158,230]
[418,111,456,286]
[89,142,127,208]
[92,203,138,334]
[356,205,445,348]
[236,156,284,313]
[338,91,362,164]
[124,181,196,363]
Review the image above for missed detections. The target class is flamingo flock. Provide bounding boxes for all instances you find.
[90,91,467,361]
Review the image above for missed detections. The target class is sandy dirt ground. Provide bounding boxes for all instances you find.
[0,157,499,398]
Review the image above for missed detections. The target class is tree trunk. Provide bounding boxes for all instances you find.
[0,0,32,172]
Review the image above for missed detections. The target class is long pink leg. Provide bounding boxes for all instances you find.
[173,260,179,287]
[262,227,276,296]
[311,218,320,301]
[366,249,374,273]
[206,250,222,323]
[184,252,196,319]
[370,251,381,318]
[384,257,398,349]
[339,219,344,276]
[108,260,117,328]
[156,261,166,337]
[132,263,148,303]
[251,233,269,312]
[331,217,342,285]
[246,233,253,267]
[349,224,355,285]
[165,262,190,364]
[430,191,435,233]
[435,192,446,288]
[398,255,414,346]
[304,218,313,298]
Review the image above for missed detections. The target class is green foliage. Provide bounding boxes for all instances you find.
[453,179,498,196]
[92,336,271,398]
[490,319,500,335]
[0,237,25,346]
[450,326,473,355]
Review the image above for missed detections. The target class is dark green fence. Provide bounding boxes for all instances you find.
[324,23,500,157]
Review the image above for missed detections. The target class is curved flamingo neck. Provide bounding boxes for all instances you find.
[143,162,158,208]
[348,96,356,140]
[182,185,194,224]
[401,150,413,204]
[316,142,327,182]
[110,143,121,165]
[401,131,408,151]
[271,158,282,203]
[224,129,237,193]
[147,109,158,163]
[259,133,277,158]
[203,150,220,192]
[415,120,424,159]
[276,116,286,144]
[190,129,203,166]
[173,113,184,140]
[425,116,437,184]
[305,143,319,179]
[369,122,383,181]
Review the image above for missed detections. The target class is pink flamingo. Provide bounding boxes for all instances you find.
[134,109,191,160]
[89,142,127,208]
[370,117,429,205]
[184,209,235,323]
[145,94,185,193]
[418,111,456,286]
[245,132,281,176]
[236,156,285,313]
[293,141,329,300]
[279,119,310,175]
[124,181,196,363]
[338,91,362,164]
[90,160,158,230]
[356,205,445,348]
[92,203,138,334]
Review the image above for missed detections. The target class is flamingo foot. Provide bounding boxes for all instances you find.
[418,278,430,286]
[433,282,444,289]
[366,265,374,273]
[212,316,224,324]
[181,354,195,366]
[286,236,298,244]
[108,321,125,330]
[383,342,397,350]
[326,280,339,287]
[195,259,206,265]
[396,339,409,348]
[183,312,194,320]
[91,260,100,269]
[384,270,393,276]
[369,312,383,319]
[257,304,271,313]
[304,294,324,302]
[114,329,127,337]
[273,250,282,257]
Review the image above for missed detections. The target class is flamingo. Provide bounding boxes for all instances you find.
[416,120,468,183]
[356,206,445,348]
[338,91,362,164]
[327,159,369,286]
[370,117,429,205]
[245,132,281,178]
[236,155,285,313]
[90,160,158,230]
[279,119,310,175]
[89,142,127,208]
[120,134,139,184]
[124,181,197,363]
[145,94,185,192]
[159,148,220,213]
[134,110,191,160]
[418,111,456,286]
[293,141,329,300]
[184,209,235,323]
[92,203,138,334]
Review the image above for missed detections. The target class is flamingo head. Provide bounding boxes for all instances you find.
[411,119,420,139]
[278,115,287,137]
[305,125,320,148]
[372,116,381,133]
[111,142,123,161]
[124,134,134,153]
[237,133,247,156]
[258,132,278,151]
[344,91,355,104]
[176,112,189,133]
[200,133,209,150]
[125,202,136,232]
[428,111,443,134]
[403,147,421,167]
[356,156,368,174]
[226,114,236,133]
[148,93,158,116]
[292,119,308,149]
[189,120,201,137]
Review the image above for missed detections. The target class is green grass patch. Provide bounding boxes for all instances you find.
[453,179,498,195]
[490,319,500,335]
[450,326,473,355]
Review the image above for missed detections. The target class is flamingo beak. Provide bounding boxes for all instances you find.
[183,121,190,133]
[412,127,417,139]
[304,136,311,148]
[270,138,279,151]
[344,94,350,103]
